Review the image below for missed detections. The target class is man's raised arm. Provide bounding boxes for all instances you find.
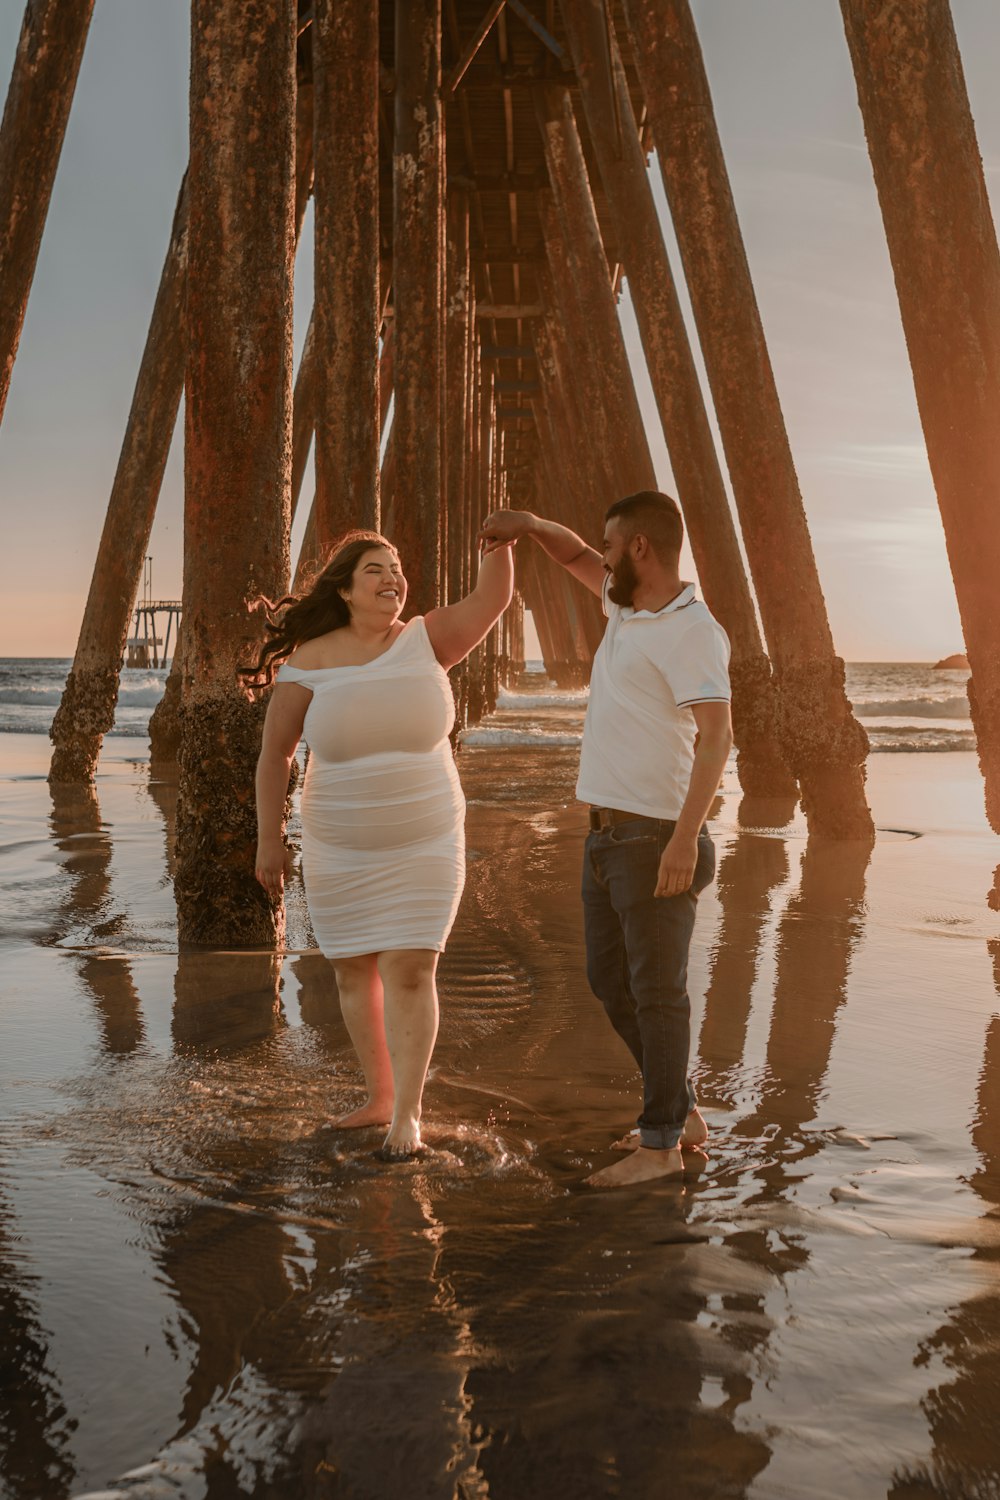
[480,509,605,598]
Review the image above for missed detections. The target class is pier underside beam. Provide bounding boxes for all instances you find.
[625,0,872,840]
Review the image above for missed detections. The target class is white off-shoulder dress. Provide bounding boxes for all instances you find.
[276,617,465,958]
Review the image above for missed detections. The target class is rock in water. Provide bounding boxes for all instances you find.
[933,652,969,669]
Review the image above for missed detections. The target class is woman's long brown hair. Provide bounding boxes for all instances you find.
[239,530,398,688]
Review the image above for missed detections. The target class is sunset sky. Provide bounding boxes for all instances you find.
[2,2,999,660]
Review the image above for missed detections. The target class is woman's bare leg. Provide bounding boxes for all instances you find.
[330,953,394,1128]
[376,948,440,1156]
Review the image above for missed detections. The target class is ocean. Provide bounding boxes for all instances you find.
[0,657,976,752]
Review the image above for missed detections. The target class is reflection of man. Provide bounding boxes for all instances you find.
[481,492,733,1188]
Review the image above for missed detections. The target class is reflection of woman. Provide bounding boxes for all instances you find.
[244,531,513,1159]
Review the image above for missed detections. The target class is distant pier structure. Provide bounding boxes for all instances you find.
[1,0,999,935]
[126,601,181,671]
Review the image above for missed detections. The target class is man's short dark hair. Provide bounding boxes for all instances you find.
[605,491,684,560]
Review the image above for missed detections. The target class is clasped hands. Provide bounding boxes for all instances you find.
[479,509,533,554]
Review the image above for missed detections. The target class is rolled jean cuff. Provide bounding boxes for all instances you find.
[638,1126,683,1150]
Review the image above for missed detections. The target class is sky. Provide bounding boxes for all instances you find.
[2,2,999,660]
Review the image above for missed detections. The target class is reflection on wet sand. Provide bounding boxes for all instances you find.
[145,765,178,878]
[52,779,778,1497]
[6,732,1000,1497]
[697,810,792,1106]
[172,949,285,1055]
[440,1199,773,1500]
[0,1179,76,1498]
[292,951,341,1038]
[48,782,145,1055]
[298,1177,492,1499]
[890,939,1000,1497]
[689,829,871,1482]
[750,837,871,1149]
[724,835,870,1325]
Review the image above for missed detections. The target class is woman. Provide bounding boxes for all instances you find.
[245,530,513,1160]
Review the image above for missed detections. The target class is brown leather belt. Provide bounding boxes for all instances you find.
[588,806,651,832]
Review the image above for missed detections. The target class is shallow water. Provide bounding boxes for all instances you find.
[2,706,1000,1499]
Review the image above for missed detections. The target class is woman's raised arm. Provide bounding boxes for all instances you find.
[423,543,515,671]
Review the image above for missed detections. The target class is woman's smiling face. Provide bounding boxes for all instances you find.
[341,546,407,621]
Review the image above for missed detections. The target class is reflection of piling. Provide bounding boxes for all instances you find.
[840,1,1000,899]
[80,955,145,1056]
[0,0,93,426]
[0,1184,76,1496]
[697,830,791,1104]
[561,2,794,799]
[756,839,870,1135]
[173,0,296,947]
[625,0,872,841]
[47,779,146,1053]
[313,0,381,544]
[171,950,284,1055]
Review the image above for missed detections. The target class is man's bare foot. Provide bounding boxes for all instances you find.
[378,1114,423,1162]
[681,1107,708,1150]
[681,1146,709,1180]
[585,1145,684,1189]
[328,1099,393,1131]
[611,1108,709,1153]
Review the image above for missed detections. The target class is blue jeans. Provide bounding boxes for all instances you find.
[582,818,716,1149]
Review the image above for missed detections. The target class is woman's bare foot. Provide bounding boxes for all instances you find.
[328,1098,393,1130]
[378,1114,423,1161]
[611,1108,709,1153]
[586,1145,685,1189]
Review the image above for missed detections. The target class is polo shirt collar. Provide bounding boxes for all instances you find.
[622,582,696,621]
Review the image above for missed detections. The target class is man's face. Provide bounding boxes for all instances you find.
[603,518,639,606]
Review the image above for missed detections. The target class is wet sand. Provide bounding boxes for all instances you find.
[2,708,1000,1500]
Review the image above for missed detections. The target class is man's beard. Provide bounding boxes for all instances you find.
[606,551,639,606]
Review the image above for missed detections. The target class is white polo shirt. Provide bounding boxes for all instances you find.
[576,580,731,821]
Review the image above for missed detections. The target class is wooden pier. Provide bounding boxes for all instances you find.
[126,602,182,671]
[1,0,998,932]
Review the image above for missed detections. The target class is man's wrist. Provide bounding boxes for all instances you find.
[669,822,702,844]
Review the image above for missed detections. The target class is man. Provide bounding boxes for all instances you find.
[480,493,733,1189]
